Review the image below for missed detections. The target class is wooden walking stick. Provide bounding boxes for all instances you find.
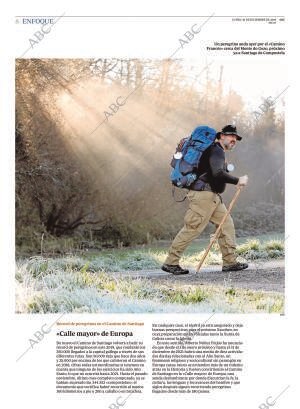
[196,187,242,273]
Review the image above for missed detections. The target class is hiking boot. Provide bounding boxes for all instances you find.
[222,262,248,272]
[161,264,189,275]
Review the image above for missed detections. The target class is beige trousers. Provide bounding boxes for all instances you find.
[165,190,237,267]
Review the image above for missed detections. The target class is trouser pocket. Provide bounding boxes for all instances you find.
[184,202,208,230]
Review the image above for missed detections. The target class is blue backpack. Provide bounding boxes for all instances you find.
[170,125,217,188]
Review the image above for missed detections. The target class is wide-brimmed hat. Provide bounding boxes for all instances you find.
[220,124,242,140]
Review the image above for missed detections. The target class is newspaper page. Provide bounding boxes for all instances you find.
[1,1,298,409]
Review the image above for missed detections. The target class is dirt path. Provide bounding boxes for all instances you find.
[112,259,285,293]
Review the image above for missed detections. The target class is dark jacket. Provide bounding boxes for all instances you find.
[191,142,239,193]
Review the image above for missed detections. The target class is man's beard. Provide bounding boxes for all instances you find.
[224,141,236,151]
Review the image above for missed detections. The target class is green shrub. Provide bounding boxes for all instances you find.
[263,240,284,251]
[237,239,260,254]
[163,287,207,304]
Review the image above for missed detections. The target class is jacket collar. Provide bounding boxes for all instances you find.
[215,141,224,151]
